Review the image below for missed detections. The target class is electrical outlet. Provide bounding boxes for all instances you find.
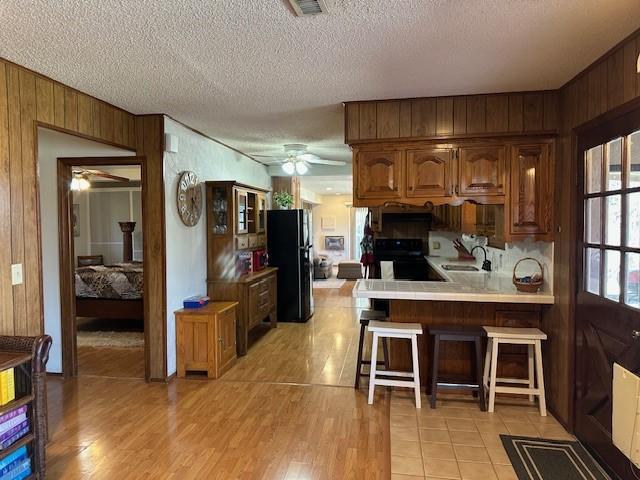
[432,241,440,250]
[11,264,22,286]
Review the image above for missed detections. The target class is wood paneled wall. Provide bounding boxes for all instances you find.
[549,30,640,428]
[345,91,559,144]
[0,58,167,380]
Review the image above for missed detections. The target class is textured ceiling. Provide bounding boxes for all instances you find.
[300,175,353,195]
[3,1,640,166]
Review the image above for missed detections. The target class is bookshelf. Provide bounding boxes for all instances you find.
[0,336,52,480]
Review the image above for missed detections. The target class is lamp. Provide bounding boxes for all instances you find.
[295,161,308,175]
[282,161,295,175]
[70,173,91,191]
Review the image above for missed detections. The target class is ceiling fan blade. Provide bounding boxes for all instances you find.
[305,158,347,166]
[86,169,130,182]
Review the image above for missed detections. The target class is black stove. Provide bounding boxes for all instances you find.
[373,238,428,281]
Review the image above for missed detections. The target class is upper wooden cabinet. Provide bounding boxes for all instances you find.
[458,145,506,196]
[356,150,403,199]
[508,143,553,239]
[406,149,453,197]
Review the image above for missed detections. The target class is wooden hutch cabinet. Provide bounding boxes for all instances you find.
[205,181,277,356]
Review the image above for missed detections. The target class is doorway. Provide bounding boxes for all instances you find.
[575,106,640,479]
[58,156,149,379]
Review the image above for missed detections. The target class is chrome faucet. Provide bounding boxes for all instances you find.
[471,246,492,272]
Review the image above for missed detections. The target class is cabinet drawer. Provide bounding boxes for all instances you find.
[236,235,249,250]
[257,278,269,294]
[257,234,266,247]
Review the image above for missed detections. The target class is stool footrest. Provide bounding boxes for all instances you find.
[373,378,417,388]
[493,385,541,395]
[496,377,531,385]
[437,382,479,389]
[378,370,415,378]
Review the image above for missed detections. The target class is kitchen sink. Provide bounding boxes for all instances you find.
[441,264,479,272]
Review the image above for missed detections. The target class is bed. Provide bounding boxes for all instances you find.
[75,262,144,320]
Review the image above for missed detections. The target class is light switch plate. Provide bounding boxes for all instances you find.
[432,241,440,250]
[11,264,23,286]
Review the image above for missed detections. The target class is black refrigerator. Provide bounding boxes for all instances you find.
[267,209,314,322]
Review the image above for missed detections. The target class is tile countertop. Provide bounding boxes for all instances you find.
[352,257,554,304]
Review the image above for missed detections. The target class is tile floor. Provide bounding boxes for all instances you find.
[389,391,574,480]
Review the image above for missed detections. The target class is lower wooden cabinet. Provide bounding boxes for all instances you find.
[207,267,278,356]
[175,301,238,379]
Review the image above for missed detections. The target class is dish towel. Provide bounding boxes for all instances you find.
[380,261,394,280]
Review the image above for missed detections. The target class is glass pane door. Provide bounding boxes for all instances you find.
[582,129,640,309]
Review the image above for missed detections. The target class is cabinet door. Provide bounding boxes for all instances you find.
[216,308,237,376]
[406,148,453,197]
[235,189,249,234]
[356,150,403,199]
[256,194,266,233]
[458,145,506,196]
[509,143,552,237]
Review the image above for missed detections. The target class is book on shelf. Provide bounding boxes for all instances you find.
[1,457,31,480]
[0,454,28,478]
[0,408,26,428]
[0,445,26,473]
[0,421,28,446]
[0,370,15,406]
[0,415,27,438]
[0,424,29,450]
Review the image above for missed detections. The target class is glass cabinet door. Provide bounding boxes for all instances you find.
[236,190,248,234]
[257,194,266,232]
[211,186,228,234]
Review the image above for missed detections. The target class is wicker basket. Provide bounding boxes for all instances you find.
[512,257,544,293]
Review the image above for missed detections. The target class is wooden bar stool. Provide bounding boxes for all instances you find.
[428,325,486,411]
[482,326,548,416]
[367,321,423,408]
[355,309,389,389]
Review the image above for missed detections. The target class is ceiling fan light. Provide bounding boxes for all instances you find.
[78,177,91,190]
[295,161,308,175]
[70,177,81,191]
[282,161,295,175]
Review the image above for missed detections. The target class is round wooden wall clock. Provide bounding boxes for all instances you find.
[177,171,202,227]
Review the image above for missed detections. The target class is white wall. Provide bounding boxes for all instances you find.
[312,194,353,264]
[163,117,271,376]
[37,128,135,373]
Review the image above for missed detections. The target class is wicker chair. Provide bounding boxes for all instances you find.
[0,335,52,479]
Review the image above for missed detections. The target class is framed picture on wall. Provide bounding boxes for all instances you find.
[72,204,80,237]
[321,215,336,230]
[325,236,344,251]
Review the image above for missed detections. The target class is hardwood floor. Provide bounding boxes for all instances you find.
[46,281,391,479]
[77,346,145,378]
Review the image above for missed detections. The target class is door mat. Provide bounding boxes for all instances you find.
[501,435,611,479]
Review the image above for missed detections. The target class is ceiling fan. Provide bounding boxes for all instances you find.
[251,144,346,175]
[70,168,130,191]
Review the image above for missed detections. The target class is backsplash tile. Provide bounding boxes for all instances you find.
[429,231,554,293]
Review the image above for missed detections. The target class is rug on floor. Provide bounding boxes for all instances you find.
[501,435,611,480]
[77,331,144,348]
[313,278,346,289]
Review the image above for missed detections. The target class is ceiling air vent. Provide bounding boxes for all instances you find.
[287,0,328,16]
